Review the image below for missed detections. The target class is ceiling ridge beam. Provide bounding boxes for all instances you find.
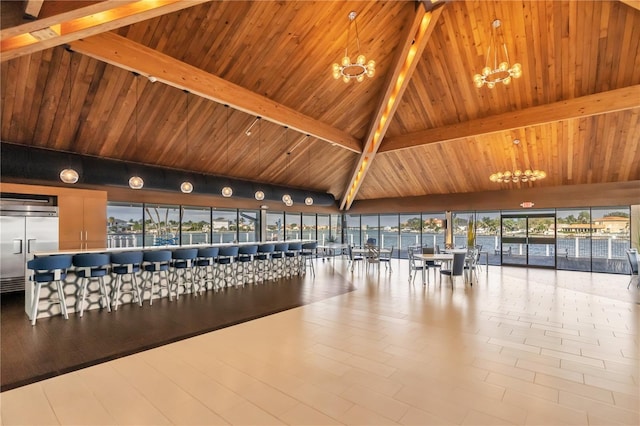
[339,2,446,210]
[69,32,362,153]
[379,85,640,153]
[1,0,211,62]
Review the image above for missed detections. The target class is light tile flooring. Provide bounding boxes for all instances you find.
[1,260,639,425]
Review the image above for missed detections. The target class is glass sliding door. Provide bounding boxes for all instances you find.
[361,215,379,246]
[317,214,330,244]
[400,213,421,257]
[380,214,398,252]
[345,214,361,247]
[476,211,501,265]
[556,208,591,271]
[501,212,556,268]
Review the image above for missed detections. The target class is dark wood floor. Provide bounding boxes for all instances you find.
[0,270,354,392]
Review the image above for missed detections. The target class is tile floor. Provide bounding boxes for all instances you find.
[1,259,638,425]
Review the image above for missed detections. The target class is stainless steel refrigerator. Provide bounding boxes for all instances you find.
[1,200,59,293]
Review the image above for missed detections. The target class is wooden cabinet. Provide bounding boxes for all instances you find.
[58,192,107,250]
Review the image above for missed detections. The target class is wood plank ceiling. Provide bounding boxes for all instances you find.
[1,0,639,209]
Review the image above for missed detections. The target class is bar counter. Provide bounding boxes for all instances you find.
[26,240,315,321]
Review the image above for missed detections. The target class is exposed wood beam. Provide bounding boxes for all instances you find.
[619,0,640,12]
[339,2,445,210]
[379,85,640,153]
[23,0,45,20]
[1,0,210,62]
[69,32,362,153]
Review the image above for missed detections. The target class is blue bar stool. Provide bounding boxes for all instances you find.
[27,254,73,325]
[142,250,172,304]
[171,248,198,298]
[72,253,111,317]
[301,242,318,277]
[256,243,275,283]
[271,243,289,279]
[285,242,303,276]
[111,251,144,310]
[196,246,219,293]
[217,245,239,288]
[237,244,258,286]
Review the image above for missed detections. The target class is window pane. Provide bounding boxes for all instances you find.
[317,214,330,244]
[421,212,446,258]
[239,209,259,242]
[452,211,473,248]
[591,207,630,274]
[285,212,302,240]
[345,214,361,247]
[475,211,500,265]
[380,214,398,251]
[302,214,316,240]
[180,206,211,245]
[212,209,238,243]
[144,204,180,246]
[556,208,591,271]
[361,215,379,246]
[330,214,342,242]
[107,202,143,248]
[266,211,284,241]
[400,213,421,257]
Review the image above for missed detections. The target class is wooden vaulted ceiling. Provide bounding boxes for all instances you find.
[1,0,639,210]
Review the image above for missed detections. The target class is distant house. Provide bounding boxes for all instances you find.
[557,223,604,234]
[591,216,629,233]
[212,219,229,230]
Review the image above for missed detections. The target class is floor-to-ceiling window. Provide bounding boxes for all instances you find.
[266,211,284,241]
[238,209,259,242]
[400,213,421,257]
[361,215,379,246]
[301,214,316,240]
[421,212,446,256]
[285,212,302,240]
[317,214,330,244]
[212,209,238,243]
[330,214,342,243]
[380,214,399,252]
[345,214,361,247]
[144,204,180,246]
[591,206,630,273]
[475,211,501,265]
[556,208,592,271]
[452,211,474,248]
[106,202,143,248]
[180,206,211,245]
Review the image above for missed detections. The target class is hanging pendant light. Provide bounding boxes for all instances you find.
[221,105,233,197]
[60,168,79,184]
[282,127,292,206]
[60,49,79,184]
[129,176,144,189]
[180,90,193,193]
[332,11,375,83]
[304,136,313,206]
[472,19,522,89]
[254,117,265,201]
[129,73,144,190]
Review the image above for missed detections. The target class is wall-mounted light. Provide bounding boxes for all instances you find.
[129,176,144,189]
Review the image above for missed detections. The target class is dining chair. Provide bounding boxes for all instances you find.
[73,252,111,316]
[27,254,73,325]
[440,252,466,289]
[256,243,275,282]
[217,245,239,288]
[365,245,381,272]
[301,242,318,276]
[348,245,364,272]
[407,246,426,284]
[421,246,441,281]
[626,249,639,289]
[171,248,199,298]
[237,244,258,286]
[142,250,172,304]
[195,246,220,292]
[379,245,393,272]
[111,251,144,310]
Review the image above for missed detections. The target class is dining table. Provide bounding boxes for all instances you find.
[413,252,454,284]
